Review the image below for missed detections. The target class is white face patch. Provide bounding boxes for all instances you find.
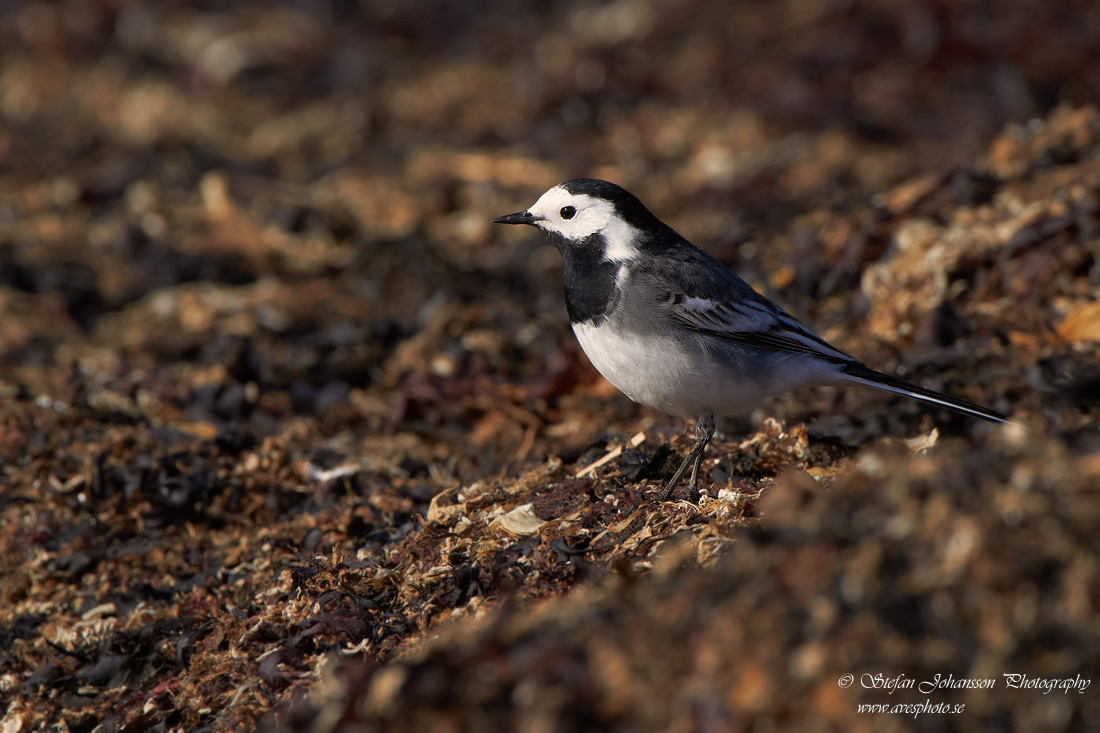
[526,185,641,261]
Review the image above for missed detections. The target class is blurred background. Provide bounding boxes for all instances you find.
[2,1,1100,731]
[3,0,1098,445]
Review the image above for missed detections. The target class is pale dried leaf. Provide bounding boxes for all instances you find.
[490,503,547,536]
[905,428,939,454]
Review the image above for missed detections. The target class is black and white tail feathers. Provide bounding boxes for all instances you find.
[839,362,1009,424]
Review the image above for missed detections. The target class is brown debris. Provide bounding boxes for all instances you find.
[2,2,1099,732]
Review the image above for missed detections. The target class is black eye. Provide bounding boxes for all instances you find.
[559,206,576,220]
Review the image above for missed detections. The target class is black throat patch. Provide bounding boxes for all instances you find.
[555,233,621,326]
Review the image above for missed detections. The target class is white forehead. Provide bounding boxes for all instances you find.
[527,185,639,260]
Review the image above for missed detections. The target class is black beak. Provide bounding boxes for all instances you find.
[491,210,541,226]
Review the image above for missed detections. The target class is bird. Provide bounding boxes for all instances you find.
[492,179,1009,501]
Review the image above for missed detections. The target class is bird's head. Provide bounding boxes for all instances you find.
[492,179,663,261]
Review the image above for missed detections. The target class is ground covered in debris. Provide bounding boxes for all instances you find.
[2,1,1099,731]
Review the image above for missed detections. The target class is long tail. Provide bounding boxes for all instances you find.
[838,362,1010,424]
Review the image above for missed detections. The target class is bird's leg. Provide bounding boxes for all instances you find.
[660,412,715,502]
[686,412,716,502]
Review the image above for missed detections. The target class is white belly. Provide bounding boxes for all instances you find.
[571,321,773,418]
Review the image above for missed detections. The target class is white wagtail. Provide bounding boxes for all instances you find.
[493,179,1009,501]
